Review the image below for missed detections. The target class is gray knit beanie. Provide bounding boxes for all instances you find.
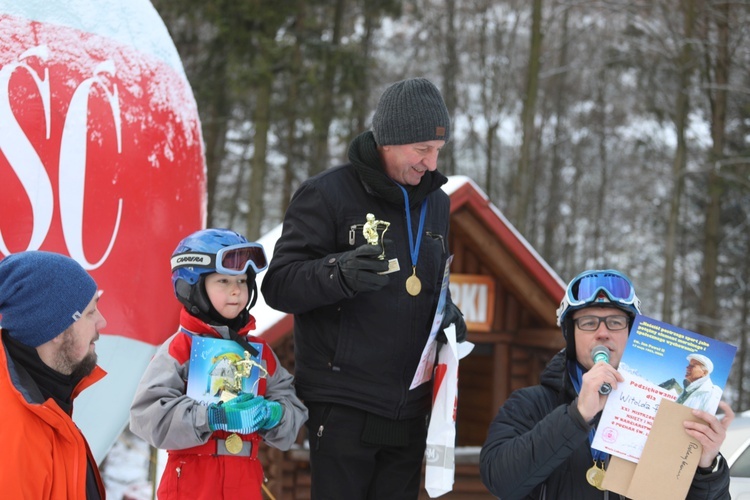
[371,77,451,146]
[0,251,97,347]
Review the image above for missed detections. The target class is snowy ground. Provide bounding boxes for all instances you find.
[100,429,166,500]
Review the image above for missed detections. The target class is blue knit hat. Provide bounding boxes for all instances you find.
[371,77,451,146]
[0,251,97,347]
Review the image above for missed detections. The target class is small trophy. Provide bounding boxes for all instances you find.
[220,351,268,402]
[362,213,390,259]
[361,213,400,275]
[221,351,269,454]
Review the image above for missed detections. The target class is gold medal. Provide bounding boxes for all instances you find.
[395,185,427,297]
[406,267,421,296]
[225,433,243,455]
[585,462,606,490]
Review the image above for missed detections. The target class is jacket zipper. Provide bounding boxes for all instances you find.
[315,404,334,451]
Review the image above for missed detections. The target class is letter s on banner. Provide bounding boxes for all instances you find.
[0,45,54,254]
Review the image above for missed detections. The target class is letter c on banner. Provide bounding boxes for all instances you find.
[59,59,123,270]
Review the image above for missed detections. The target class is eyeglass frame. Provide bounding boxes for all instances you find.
[572,314,630,331]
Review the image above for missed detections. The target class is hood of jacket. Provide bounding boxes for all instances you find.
[540,349,580,404]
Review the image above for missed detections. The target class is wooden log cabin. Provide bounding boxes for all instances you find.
[252,176,567,499]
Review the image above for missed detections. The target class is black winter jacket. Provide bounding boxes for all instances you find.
[261,131,451,420]
[479,350,730,499]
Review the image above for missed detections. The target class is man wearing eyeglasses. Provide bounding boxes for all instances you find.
[479,269,733,499]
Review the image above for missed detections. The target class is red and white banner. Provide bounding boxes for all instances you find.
[0,0,205,347]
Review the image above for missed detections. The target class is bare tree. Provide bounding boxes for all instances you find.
[308,0,346,176]
[512,0,543,233]
[440,0,460,175]
[695,0,730,337]
[658,0,698,323]
[540,3,569,263]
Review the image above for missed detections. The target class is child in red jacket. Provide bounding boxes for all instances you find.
[130,228,307,499]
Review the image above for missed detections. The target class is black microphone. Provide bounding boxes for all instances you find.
[591,345,612,395]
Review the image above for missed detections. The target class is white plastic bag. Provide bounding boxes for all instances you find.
[424,325,474,497]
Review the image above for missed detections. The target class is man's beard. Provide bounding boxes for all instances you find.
[55,330,98,378]
[69,351,98,379]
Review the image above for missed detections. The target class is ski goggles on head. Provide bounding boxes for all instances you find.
[170,242,268,275]
[566,269,636,307]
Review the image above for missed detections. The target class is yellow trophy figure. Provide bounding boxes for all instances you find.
[221,351,269,402]
[231,351,253,393]
[363,213,390,259]
[223,351,270,453]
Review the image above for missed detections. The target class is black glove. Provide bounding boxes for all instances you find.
[337,244,390,292]
[437,299,467,343]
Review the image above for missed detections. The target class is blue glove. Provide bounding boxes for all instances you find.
[207,394,283,434]
[436,299,467,343]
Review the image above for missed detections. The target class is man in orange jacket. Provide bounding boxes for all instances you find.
[0,251,108,499]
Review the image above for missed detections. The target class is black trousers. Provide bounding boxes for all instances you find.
[306,402,429,500]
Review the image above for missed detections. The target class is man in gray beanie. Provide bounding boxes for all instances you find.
[263,77,466,499]
[0,251,108,499]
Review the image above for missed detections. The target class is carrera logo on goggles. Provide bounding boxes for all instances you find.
[176,255,209,264]
[171,254,212,269]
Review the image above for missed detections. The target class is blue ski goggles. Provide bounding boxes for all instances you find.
[567,270,636,307]
[556,269,641,326]
[170,242,268,275]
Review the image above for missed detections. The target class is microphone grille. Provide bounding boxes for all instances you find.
[591,345,611,362]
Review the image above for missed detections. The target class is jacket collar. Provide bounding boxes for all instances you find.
[179,307,256,338]
[1,330,105,413]
[347,130,447,208]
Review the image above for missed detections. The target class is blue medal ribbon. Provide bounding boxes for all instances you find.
[396,184,428,270]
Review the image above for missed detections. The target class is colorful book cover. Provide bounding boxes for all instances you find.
[186,335,265,405]
[591,314,737,463]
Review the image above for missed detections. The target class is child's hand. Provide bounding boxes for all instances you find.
[208,395,283,434]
